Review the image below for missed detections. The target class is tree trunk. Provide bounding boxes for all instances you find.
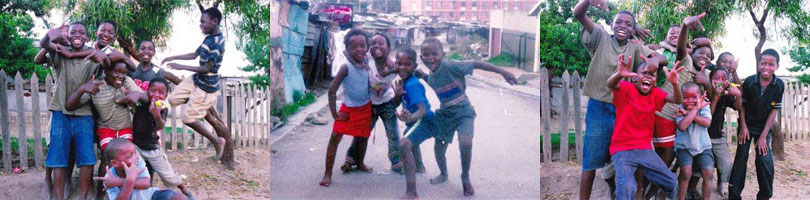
[772,113,784,161]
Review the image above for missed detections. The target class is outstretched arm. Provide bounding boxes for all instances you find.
[167,60,213,73]
[677,12,707,60]
[161,52,199,65]
[663,60,685,104]
[574,0,607,34]
[472,61,518,85]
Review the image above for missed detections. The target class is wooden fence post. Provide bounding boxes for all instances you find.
[14,73,29,169]
[560,71,570,162]
[237,83,245,148]
[266,87,272,146]
[250,85,257,147]
[540,68,551,163]
[45,75,52,144]
[572,71,583,164]
[170,99,178,151]
[1,70,11,172]
[31,74,43,168]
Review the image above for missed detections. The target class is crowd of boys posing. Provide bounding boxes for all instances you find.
[40,7,227,200]
[575,1,785,200]
[315,27,519,199]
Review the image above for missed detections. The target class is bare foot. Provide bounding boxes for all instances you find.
[402,192,419,199]
[340,163,353,173]
[356,164,373,173]
[214,137,225,160]
[429,175,447,185]
[462,180,475,196]
[319,175,332,187]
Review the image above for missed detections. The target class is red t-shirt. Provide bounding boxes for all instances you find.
[610,81,668,155]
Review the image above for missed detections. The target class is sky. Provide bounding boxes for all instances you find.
[32,6,253,78]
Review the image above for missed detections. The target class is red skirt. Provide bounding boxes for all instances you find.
[333,103,372,138]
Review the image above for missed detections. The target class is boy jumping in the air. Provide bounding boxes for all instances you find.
[162,7,226,159]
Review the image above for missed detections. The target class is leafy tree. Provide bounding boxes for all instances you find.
[223,0,271,87]
[0,0,56,80]
[788,46,810,85]
[623,0,736,45]
[535,0,614,76]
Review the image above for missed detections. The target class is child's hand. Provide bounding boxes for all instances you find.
[589,0,609,11]
[502,71,518,85]
[149,100,162,116]
[393,79,406,97]
[713,81,727,97]
[695,91,709,110]
[161,56,175,65]
[616,54,637,78]
[396,109,411,122]
[79,75,103,94]
[83,46,108,64]
[334,112,349,121]
[92,166,117,190]
[738,126,750,145]
[690,67,710,86]
[663,61,684,85]
[683,12,707,31]
[673,107,688,118]
[122,161,144,180]
[633,26,653,41]
[756,136,768,155]
[166,63,184,71]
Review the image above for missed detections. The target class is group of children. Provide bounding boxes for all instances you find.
[39,7,227,200]
[318,28,518,199]
[574,0,785,200]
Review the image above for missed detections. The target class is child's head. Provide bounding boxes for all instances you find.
[716,52,734,71]
[68,22,89,49]
[681,82,703,110]
[370,33,391,60]
[665,25,681,46]
[611,11,636,42]
[690,45,714,70]
[137,40,155,63]
[148,77,169,101]
[420,37,445,71]
[633,61,658,95]
[96,21,116,48]
[759,48,780,80]
[201,7,222,34]
[710,68,729,90]
[104,62,128,88]
[395,47,418,79]
[104,138,138,171]
[343,28,369,63]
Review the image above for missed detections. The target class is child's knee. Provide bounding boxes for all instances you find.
[679,169,692,181]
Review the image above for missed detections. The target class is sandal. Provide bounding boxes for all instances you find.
[340,157,356,172]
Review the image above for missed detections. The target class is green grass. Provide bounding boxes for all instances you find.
[539,130,577,149]
[271,91,316,122]
[486,53,515,67]
[0,137,48,158]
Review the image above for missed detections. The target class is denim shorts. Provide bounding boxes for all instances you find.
[150,189,177,200]
[582,99,616,171]
[45,111,97,167]
[405,115,439,145]
[676,149,715,170]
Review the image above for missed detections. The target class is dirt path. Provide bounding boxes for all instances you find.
[0,147,269,199]
[541,140,810,199]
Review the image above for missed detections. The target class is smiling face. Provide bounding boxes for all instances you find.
[105,63,127,88]
[682,86,701,110]
[633,63,657,95]
[370,35,389,59]
[137,41,155,63]
[420,43,445,71]
[347,35,368,63]
[666,26,680,46]
[717,53,734,70]
[68,24,89,49]
[758,54,778,80]
[110,142,138,170]
[396,51,417,79]
[710,69,728,90]
[148,82,167,101]
[200,13,218,34]
[611,13,635,42]
[691,46,712,70]
[95,22,115,48]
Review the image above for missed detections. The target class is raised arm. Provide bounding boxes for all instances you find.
[663,60,685,104]
[574,0,607,34]
[472,61,518,85]
[161,52,199,65]
[40,26,65,53]
[678,12,706,60]
[34,49,48,65]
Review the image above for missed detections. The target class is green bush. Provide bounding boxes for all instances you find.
[487,53,515,67]
[271,91,316,121]
[539,130,577,150]
[0,137,48,159]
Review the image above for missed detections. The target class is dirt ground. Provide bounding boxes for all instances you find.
[541,140,810,199]
[0,147,269,200]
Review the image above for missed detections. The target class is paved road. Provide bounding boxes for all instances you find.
[269,77,541,199]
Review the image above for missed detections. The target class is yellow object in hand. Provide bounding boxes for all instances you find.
[155,100,168,109]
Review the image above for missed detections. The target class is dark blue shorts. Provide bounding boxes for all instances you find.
[405,115,439,145]
[151,189,177,200]
[45,111,97,167]
[676,149,715,170]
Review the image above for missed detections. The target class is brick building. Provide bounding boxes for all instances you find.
[400,0,537,23]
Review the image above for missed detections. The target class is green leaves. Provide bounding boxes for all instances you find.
[0,12,50,81]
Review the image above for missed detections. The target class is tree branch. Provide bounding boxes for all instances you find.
[196,0,205,12]
[754,3,772,65]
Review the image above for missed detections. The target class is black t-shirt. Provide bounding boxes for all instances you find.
[741,75,784,133]
[129,63,164,87]
[132,101,167,150]
[708,95,735,139]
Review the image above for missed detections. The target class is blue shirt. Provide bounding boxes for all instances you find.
[402,76,434,119]
[107,158,158,200]
[193,33,225,93]
[674,105,713,156]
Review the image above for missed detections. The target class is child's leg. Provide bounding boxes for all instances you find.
[636,150,678,200]
[184,120,225,159]
[728,132,753,199]
[612,151,641,200]
[378,103,402,170]
[412,142,425,173]
[341,137,362,171]
[711,138,733,196]
[752,133,774,200]
[399,138,418,199]
[429,139,449,184]
[73,116,97,200]
[320,132,344,187]
[677,164,693,200]
[353,136,372,172]
[580,99,616,200]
